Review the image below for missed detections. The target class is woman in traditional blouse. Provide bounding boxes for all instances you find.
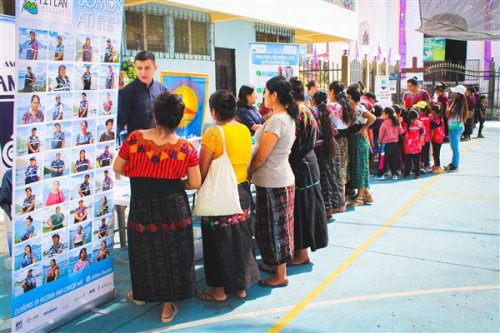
[114,91,201,323]
[248,76,297,288]
[197,90,259,302]
[45,259,59,283]
[45,180,65,206]
[21,244,37,269]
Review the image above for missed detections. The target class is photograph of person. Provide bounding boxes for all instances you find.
[43,232,68,257]
[15,215,41,243]
[70,172,94,200]
[15,242,41,270]
[95,240,111,262]
[18,62,47,93]
[98,118,115,142]
[15,125,44,156]
[43,150,70,178]
[44,180,67,206]
[20,268,38,293]
[45,258,60,283]
[102,37,118,63]
[71,247,91,272]
[72,90,97,118]
[20,95,45,124]
[96,144,113,167]
[27,127,41,154]
[79,92,89,117]
[43,205,66,232]
[99,64,118,90]
[49,31,75,61]
[95,195,109,217]
[95,168,114,193]
[73,199,90,223]
[70,221,91,249]
[50,95,64,120]
[43,255,68,283]
[48,63,73,92]
[24,65,36,92]
[14,184,42,215]
[24,156,42,185]
[13,265,42,296]
[73,119,95,146]
[72,146,95,173]
[99,91,116,116]
[19,28,47,61]
[49,122,67,150]
[76,35,99,62]
[96,217,110,239]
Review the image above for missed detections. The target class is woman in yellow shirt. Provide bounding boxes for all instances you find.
[197,90,260,302]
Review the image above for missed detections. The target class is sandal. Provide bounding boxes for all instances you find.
[161,304,178,323]
[196,291,228,302]
[364,192,374,204]
[127,291,146,306]
[347,195,365,207]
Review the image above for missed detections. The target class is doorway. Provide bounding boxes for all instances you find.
[215,48,236,94]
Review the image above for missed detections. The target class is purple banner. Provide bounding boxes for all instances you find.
[399,0,407,71]
[484,0,493,79]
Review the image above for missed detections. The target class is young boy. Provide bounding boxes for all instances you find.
[477,95,487,138]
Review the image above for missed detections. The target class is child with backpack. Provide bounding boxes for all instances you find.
[377,107,404,180]
[403,109,425,179]
[430,105,445,172]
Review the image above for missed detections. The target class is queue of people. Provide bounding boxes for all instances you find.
[114,51,476,324]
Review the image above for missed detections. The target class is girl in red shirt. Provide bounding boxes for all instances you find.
[403,110,425,179]
[430,105,445,172]
[414,101,431,173]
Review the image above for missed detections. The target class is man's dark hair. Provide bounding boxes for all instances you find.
[135,51,155,63]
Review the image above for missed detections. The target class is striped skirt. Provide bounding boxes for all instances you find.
[255,185,295,265]
[127,191,195,302]
[347,133,371,189]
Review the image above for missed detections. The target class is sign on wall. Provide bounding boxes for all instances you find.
[12,1,123,331]
[375,75,393,108]
[160,71,209,139]
[248,43,299,108]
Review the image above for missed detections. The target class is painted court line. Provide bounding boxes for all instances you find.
[152,285,499,332]
[268,138,480,333]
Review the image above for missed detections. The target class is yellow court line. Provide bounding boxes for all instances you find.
[426,191,500,201]
[155,284,500,332]
[269,138,480,333]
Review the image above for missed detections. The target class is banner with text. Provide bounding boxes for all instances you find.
[160,71,209,139]
[249,43,299,108]
[12,1,122,331]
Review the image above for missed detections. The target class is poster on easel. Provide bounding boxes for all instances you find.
[12,1,123,331]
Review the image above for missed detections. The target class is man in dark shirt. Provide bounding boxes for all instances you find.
[24,66,36,92]
[82,65,92,90]
[118,51,167,137]
[79,174,91,197]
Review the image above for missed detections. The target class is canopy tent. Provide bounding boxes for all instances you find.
[417,0,500,40]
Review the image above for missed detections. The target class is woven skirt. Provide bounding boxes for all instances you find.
[347,133,370,189]
[255,185,295,265]
[200,183,260,293]
[127,191,195,302]
[338,136,349,185]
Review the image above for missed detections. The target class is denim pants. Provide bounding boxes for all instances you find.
[449,126,464,168]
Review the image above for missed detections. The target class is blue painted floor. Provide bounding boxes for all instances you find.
[1,123,499,332]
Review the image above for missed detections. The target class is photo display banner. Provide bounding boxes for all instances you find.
[160,72,209,139]
[12,1,123,331]
[248,43,299,108]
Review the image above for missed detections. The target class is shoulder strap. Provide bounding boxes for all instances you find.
[216,126,227,155]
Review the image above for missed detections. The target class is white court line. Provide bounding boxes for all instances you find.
[144,284,500,332]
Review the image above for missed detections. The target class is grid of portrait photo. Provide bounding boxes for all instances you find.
[13,26,118,295]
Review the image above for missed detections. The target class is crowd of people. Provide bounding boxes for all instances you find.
[110,51,483,323]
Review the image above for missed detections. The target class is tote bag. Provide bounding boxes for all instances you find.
[193,126,242,216]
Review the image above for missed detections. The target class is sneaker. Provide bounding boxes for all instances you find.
[392,175,399,180]
[376,175,385,181]
[420,168,427,174]
[425,167,432,173]
[447,165,459,172]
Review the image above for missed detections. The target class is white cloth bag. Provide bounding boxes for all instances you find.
[193,126,242,216]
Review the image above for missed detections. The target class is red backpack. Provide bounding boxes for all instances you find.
[432,118,445,144]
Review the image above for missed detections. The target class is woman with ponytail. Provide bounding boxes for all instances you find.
[311,90,344,219]
[328,81,356,208]
[287,77,328,266]
[377,107,404,180]
[346,83,376,206]
[249,75,298,287]
[445,85,468,172]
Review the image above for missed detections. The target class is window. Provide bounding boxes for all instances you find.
[174,18,210,56]
[255,23,295,44]
[145,14,167,53]
[125,11,145,51]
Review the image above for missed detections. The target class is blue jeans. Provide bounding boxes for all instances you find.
[449,126,464,168]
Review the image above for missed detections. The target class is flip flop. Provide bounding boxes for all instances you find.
[258,265,276,273]
[258,279,288,288]
[127,291,146,306]
[287,258,311,267]
[196,291,228,302]
[161,304,178,323]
